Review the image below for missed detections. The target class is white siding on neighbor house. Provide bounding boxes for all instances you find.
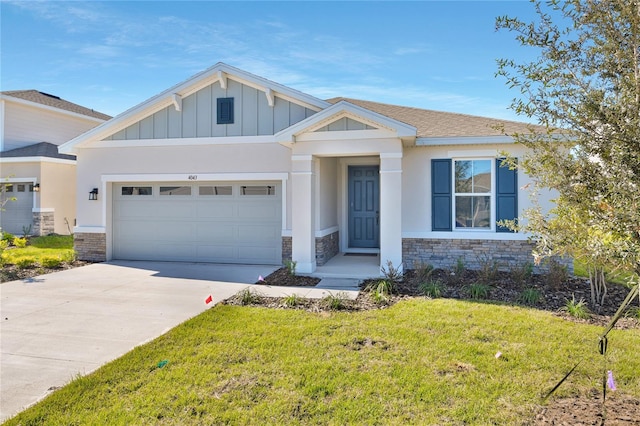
[2,102,100,151]
[105,80,317,141]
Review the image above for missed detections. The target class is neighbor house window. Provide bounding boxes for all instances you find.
[217,97,234,124]
[431,158,517,233]
[454,160,491,229]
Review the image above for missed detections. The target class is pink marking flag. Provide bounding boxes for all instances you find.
[258,275,264,282]
[205,295,213,304]
[607,370,617,391]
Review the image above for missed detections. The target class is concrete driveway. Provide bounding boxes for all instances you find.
[0,260,283,422]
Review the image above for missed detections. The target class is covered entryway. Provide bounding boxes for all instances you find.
[112,182,282,264]
[0,182,34,235]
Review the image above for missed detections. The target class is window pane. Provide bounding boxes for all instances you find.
[4,184,13,192]
[455,196,491,228]
[122,186,153,196]
[160,186,191,196]
[199,186,232,196]
[455,160,491,193]
[17,185,25,192]
[241,185,275,196]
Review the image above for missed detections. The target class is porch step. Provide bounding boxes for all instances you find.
[314,278,361,291]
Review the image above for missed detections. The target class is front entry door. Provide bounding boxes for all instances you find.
[348,166,380,248]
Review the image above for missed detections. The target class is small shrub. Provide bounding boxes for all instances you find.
[413,261,434,283]
[321,292,349,310]
[563,295,590,319]
[477,254,500,283]
[22,224,32,237]
[420,279,444,298]
[546,259,568,290]
[371,289,390,305]
[510,262,534,288]
[13,237,28,248]
[623,307,640,320]
[453,257,465,275]
[238,288,261,306]
[40,256,63,269]
[1,232,15,244]
[283,293,301,307]
[284,259,297,276]
[518,288,541,305]
[381,260,403,284]
[467,282,490,300]
[16,257,36,269]
[0,239,8,252]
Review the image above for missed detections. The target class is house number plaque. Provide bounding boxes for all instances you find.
[188,175,198,180]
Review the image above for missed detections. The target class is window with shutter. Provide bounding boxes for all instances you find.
[431,157,518,232]
[217,97,234,124]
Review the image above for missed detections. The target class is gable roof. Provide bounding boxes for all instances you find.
[0,142,76,160]
[1,90,111,121]
[60,63,330,154]
[326,97,542,139]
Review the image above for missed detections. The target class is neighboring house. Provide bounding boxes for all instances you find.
[60,63,557,274]
[0,90,110,236]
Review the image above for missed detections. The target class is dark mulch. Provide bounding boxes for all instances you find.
[0,261,91,283]
[255,267,320,287]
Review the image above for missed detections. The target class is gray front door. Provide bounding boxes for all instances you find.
[348,166,380,248]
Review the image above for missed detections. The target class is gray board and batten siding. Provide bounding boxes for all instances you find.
[103,79,317,141]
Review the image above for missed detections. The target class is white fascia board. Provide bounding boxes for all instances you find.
[0,95,106,124]
[276,100,417,142]
[0,157,76,165]
[294,129,399,142]
[416,136,516,146]
[101,172,289,183]
[87,135,276,149]
[60,63,329,155]
[2,176,37,183]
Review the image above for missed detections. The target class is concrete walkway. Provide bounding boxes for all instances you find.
[0,261,359,422]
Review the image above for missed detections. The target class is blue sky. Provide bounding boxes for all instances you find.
[1,1,539,121]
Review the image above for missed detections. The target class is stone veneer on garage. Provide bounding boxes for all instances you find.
[402,238,573,274]
[32,211,54,236]
[75,233,107,262]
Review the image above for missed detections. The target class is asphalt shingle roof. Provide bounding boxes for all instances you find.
[326,97,542,139]
[1,90,111,121]
[0,142,76,160]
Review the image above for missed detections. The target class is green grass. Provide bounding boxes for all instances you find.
[573,259,636,287]
[5,299,639,425]
[1,234,74,266]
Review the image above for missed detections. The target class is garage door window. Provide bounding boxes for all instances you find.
[122,186,152,196]
[241,185,275,196]
[199,185,232,196]
[3,184,13,192]
[17,185,25,192]
[160,186,191,196]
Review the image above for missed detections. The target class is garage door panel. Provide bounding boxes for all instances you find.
[195,223,236,241]
[237,224,280,242]
[196,203,235,218]
[237,203,279,219]
[113,182,281,264]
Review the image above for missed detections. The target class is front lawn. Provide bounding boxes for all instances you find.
[0,234,78,282]
[5,299,639,425]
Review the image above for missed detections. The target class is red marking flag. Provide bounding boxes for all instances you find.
[205,295,213,304]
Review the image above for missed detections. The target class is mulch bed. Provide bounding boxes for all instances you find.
[0,261,91,283]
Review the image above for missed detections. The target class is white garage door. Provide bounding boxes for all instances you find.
[113,182,282,264]
[0,183,34,235]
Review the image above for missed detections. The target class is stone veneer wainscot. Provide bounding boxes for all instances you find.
[75,233,107,262]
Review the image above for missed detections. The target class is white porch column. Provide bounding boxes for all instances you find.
[291,155,316,273]
[379,153,403,274]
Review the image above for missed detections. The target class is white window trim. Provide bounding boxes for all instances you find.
[452,158,495,232]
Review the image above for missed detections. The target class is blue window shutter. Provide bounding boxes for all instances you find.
[217,98,234,124]
[432,159,452,231]
[496,158,518,232]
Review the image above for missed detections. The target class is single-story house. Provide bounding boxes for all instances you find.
[0,90,110,235]
[60,63,556,274]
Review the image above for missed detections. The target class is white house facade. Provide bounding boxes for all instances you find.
[60,63,556,274]
[0,90,110,235]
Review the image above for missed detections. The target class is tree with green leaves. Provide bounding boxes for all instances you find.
[496,0,639,307]
[496,0,640,406]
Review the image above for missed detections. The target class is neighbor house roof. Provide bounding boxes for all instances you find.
[1,90,111,121]
[0,142,76,160]
[326,97,541,139]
